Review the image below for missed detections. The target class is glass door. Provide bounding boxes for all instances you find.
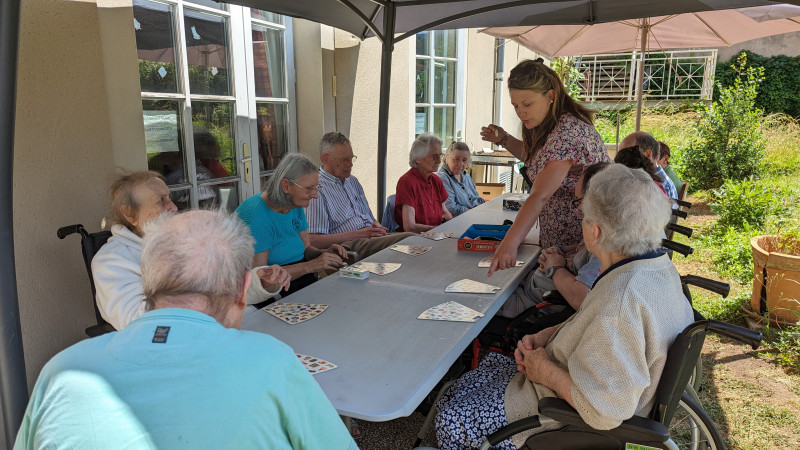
[134,0,294,210]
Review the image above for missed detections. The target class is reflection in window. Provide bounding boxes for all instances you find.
[415,30,459,142]
[133,0,179,93]
[252,25,286,98]
[184,9,231,96]
[143,99,185,184]
[257,103,288,173]
[434,30,456,58]
[251,9,283,24]
[191,101,236,179]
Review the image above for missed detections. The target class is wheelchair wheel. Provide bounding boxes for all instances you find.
[668,392,725,450]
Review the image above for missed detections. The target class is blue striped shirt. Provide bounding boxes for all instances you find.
[305,169,375,234]
[656,165,678,200]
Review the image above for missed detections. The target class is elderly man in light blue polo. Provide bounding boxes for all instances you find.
[306,132,414,260]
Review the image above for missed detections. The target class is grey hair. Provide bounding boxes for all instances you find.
[319,132,350,156]
[442,141,471,170]
[263,153,318,208]
[409,133,443,168]
[140,209,255,319]
[582,164,670,257]
[630,131,660,160]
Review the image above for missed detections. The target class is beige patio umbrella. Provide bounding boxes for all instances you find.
[483,9,800,130]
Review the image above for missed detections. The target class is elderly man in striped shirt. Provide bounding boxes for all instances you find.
[306,132,415,260]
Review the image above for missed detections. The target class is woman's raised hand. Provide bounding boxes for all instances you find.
[480,124,505,145]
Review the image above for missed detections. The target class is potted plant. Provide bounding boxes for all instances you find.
[749,234,800,327]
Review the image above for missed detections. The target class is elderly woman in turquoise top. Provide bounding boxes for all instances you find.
[436,141,485,217]
[236,154,348,296]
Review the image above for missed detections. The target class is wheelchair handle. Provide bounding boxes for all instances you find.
[666,222,693,238]
[662,239,693,257]
[57,224,84,240]
[681,275,730,298]
[706,319,762,350]
[674,199,692,209]
[482,416,542,449]
[671,209,688,219]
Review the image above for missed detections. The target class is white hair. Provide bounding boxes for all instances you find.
[443,141,471,170]
[409,133,442,168]
[141,209,255,317]
[264,153,318,208]
[582,164,671,257]
[319,132,350,156]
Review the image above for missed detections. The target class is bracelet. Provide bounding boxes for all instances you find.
[498,132,509,147]
[555,244,566,254]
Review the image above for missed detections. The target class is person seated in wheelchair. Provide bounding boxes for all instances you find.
[435,164,694,450]
[93,171,289,330]
[496,162,609,322]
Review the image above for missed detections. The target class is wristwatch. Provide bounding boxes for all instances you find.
[545,265,566,279]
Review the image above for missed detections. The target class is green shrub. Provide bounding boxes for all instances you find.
[552,57,585,101]
[693,291,748,325]
[716,50,800,118]
[682,53,765,190]
[699,227,757,285]
[710,178,789,230]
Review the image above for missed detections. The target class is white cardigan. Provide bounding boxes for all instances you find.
[91,224,146,330]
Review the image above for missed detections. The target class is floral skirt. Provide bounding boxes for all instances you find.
[435,352,519,450]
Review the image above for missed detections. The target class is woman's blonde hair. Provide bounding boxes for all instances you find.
[508,58,594,161]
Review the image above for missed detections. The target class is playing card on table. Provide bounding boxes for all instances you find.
[390,244,433,256]
[296,354,337,375]
[418,301,484,322]
[350,262,402,275]
[477,256,525,268]
[445,279,501,294]
[420,231,453,241]
[263,303,328,325]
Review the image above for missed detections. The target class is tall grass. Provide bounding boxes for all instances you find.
[760,113,800,176]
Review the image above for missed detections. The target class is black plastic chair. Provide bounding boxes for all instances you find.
[57,224,116,337]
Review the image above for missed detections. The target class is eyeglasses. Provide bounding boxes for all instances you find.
[291,180,322,193]
[332,155,357,164]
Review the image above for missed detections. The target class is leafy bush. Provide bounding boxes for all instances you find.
[699,227,757,284]
[716,51,800,118]
[710,178,789,230]
[682,53,765,190]
[552,57,585,101]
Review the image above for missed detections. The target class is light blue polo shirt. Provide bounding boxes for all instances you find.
[15,308,356,450]
[236,193,308,265]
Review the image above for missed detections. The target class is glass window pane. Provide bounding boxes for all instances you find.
[169,188,192,211]
[133,0,179,93]
[415,107,429,136]
[416,31,430,56]
[433,107,455,143]
[252,25,286,98]
[434,30,456,58]
[190,101,236,179]
[416,59,429,103]
[257,102,289,172]
[185,0,226,10]
[212,182,241,211]
[184,9,231,96]
[251,9,283,24]
[434,60,456,104]
[142,99,185,183]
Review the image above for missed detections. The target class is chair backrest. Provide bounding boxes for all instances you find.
[381,194,399,232]
[649,321,708,425]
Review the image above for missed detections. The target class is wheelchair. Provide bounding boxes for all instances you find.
[57,224,116,337]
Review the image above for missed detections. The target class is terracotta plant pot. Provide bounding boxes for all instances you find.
[751,235,800,325]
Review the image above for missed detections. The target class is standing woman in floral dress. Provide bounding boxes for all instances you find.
[482,58,609,275]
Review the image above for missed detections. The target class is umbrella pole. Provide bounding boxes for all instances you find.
[376,3,396,216]
[0,0,29,445]
[635,23,648,131]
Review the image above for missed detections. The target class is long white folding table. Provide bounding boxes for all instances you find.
[242,194,540,421]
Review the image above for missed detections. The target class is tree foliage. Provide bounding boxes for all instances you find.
[715,50,800,118]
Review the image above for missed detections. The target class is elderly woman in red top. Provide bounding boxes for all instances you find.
[394,133,453,232]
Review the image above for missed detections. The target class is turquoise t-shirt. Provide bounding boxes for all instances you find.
[236,194,308,265]
[15,309,357,450]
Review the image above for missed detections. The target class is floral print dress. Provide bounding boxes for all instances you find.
[526,113,609,249]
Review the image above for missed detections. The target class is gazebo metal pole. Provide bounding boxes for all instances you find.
[0,0,29,445]
[634,21,649,131]
[376,3,396,216]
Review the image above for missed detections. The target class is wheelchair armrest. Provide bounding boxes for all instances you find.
[666,222,693,238]
[662,239,693,257]
[483,416,542,448]
[671,209,688,219]
[680,275,730,298]
[674,199,692,209]
[537,397,669,443]
[57,224,84,239]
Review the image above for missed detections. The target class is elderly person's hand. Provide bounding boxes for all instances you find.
[256,265,291,292]
[325,243,349,260]
[514,344,552,384]
[540,248,567,270]
[311,252,345,272]
[520,331,550,351]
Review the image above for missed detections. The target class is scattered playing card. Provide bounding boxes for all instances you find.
[390,244,433,256]
[445,279,501,294]
[263,303,328,325]
[418,301,484,322]
[296,354,337,375]
[351,262,402,275]
[420,231,454,241]
[477,256,524,268]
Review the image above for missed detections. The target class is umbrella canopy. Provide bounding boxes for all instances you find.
[483,9,800,129]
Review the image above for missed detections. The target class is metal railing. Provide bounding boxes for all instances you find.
[572,49,717,102]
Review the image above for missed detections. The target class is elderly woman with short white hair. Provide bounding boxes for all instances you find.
[435,164,694,450]
[394,133,453,232]
[437,141,485,217]
[236,154,347,298]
